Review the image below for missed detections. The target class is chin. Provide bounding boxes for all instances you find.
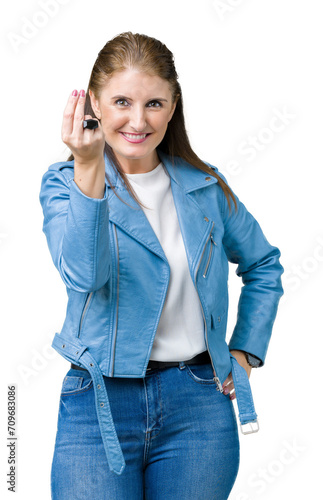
[117,145,154,159]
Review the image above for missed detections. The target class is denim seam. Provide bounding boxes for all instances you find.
[142,377,151,468]
[61,381,93,397]
[185,365,217,385]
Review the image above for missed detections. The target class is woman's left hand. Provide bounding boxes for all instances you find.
[222,350,252,400]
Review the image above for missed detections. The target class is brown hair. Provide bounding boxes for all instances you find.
[67,31,237,213]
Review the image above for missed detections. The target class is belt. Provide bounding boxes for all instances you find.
[53,334,258,477]
[71,350,211,373]
[146,350,211,370]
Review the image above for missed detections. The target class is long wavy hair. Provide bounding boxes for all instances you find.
[67,31,237,213]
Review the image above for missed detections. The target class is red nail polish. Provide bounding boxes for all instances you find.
[80,90,85,97]
[72,89,78,96]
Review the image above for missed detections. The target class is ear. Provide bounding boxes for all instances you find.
[89,89,101,119]
[168,95,179,123]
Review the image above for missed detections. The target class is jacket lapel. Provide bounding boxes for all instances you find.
[159,151,218,274]
[103,150,218,271]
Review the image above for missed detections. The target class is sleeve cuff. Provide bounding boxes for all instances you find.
[71,179,108,201]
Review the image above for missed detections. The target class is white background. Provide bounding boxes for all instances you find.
[1,0,322,498]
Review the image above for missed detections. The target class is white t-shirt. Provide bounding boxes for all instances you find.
[125,161,206,361]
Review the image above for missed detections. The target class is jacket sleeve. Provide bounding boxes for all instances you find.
[39,163,111,292]
[220,179,284,365]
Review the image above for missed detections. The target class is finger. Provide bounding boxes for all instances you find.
[223,375,233,387]
[225,380,235,395]
[223,383,234,395]
[229,388,236,401]
[61,90,79,138]
[73,89,87,135]
[223,374,234,395]
[222,372,237,400]
[224,374,233,384]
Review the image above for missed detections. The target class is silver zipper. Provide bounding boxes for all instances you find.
[78,291,93,336]
[203,234,217,278]
[198,221,215,278]
[110,223,119,376]
[194,223,223,392]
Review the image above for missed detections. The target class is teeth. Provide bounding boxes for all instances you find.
[122,133,148,139]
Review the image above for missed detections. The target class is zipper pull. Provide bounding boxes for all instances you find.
[213,373,223,392]
[203,234,216,278]
[214,377,223,392]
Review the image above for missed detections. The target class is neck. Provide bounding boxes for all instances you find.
[114,150,160,174]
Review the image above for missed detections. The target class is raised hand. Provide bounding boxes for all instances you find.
[61,89,106,198]
[61,89,105,165]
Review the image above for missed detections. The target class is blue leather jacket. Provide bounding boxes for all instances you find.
[39,149,284,475]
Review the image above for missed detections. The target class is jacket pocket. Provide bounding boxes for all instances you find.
[202,234,217,279]
[78,291,94,338]
[211,308,227,331]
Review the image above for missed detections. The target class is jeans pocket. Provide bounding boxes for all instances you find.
[60,371,93,396]
[185,363,217,385]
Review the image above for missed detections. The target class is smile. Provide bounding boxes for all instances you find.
[120,132,151,143]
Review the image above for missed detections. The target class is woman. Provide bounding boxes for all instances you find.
[39,32,284,499]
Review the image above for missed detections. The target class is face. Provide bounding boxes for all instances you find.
[89,68,177,173]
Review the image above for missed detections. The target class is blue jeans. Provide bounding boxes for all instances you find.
[51,361,240,499]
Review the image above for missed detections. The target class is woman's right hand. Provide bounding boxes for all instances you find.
[62,89,106,198]
[61,89,106,166]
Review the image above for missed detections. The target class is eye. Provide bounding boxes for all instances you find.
[147,100,162,108]
[115,99,129,106]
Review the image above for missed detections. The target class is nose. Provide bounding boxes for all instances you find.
[128,105,147,132]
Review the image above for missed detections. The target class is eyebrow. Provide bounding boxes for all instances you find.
[111,95,168,102]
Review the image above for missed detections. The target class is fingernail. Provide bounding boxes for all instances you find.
[72,89,78,96]
[223,389,229,395]
[79,89,85,97]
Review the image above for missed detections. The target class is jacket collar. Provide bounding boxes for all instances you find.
[103,149,218,263]
[103,149,218,194]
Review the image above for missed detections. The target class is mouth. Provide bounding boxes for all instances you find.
[119,132,151,143]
